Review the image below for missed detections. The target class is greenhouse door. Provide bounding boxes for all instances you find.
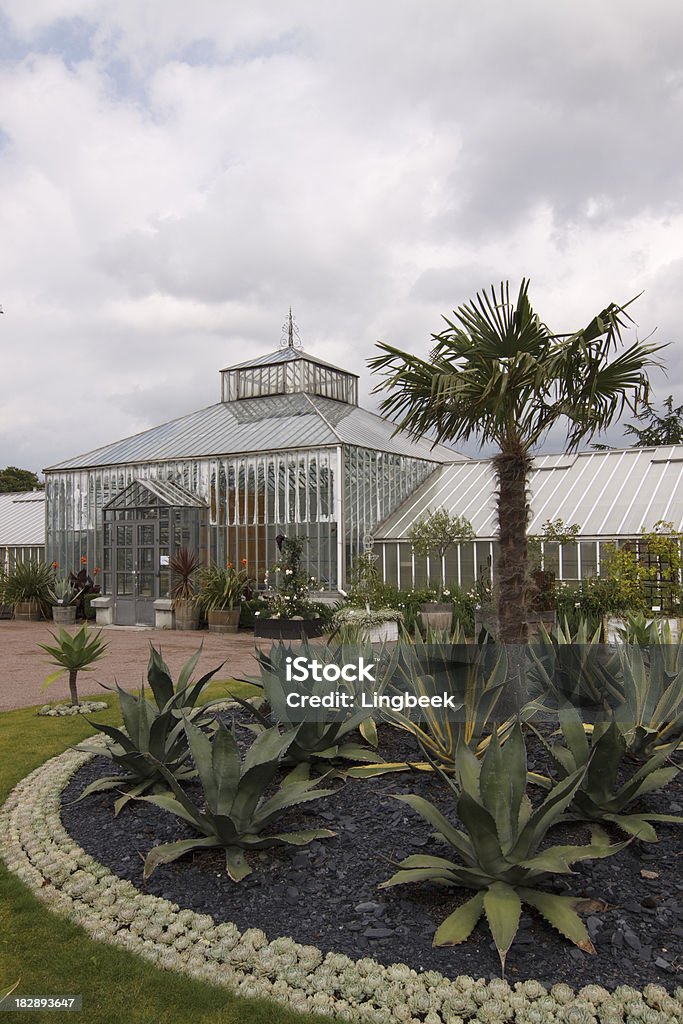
[112,517,158,626]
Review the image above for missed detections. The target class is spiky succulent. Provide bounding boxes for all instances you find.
[76,645,223,813]
[141,718,336,881]
[537,704,682,841]
[380,723,625,973]
[613,635,683,757]
[233,639,383,765]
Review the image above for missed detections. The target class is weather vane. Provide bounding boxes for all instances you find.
[280,306,303,350]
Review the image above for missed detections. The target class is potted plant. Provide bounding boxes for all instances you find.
[406,508,474,633]
[197,560,252,633]
[4,559,54,620]
[47,576,83,624]
[169,548,201,631]
[254,535,325,640]
[332,605,404,643]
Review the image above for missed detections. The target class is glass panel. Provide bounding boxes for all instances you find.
[158,569,170,597]
[138,574,155,597]
[120,549,133,572]
[117,573,134,596]
[139,547,154,569]
[138,524,155,546]
[117,525,133,547]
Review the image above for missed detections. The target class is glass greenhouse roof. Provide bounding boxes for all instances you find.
[374,445,683,540]
[45,392,463,471]
[0,491,45,546]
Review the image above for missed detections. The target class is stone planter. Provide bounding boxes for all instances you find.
[207,607,241,634]
[14,600,42,622]
[254,617,325,641]
[420,602,453,634]
[527,610,557,639]
[52,605,77,625]
[365,620,400,643]
[173,598,200,631]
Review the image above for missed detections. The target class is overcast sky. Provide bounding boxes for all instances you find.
[1,0,682,476]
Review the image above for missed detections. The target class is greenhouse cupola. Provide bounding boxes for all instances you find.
[220,309,359,406]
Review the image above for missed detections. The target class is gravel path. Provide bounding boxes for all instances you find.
[0,621,260,711]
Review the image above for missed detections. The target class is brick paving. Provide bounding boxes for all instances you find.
[0,621,260,711]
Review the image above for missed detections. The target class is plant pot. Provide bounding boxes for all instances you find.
[527,610,557,638]
[254,617,325,640]
[14,600,42,622]
[0,603,12,620]
[420,602,453,633]
[52,605,77,624]
[174,598,200,631]
[365,621,399,643]
[207,607,241,634]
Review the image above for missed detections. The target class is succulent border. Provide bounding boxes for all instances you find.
[1,745,681,1024]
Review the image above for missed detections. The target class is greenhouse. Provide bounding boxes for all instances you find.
[44,339,457,625]
[374,445,683,593]
[0,491,45,572]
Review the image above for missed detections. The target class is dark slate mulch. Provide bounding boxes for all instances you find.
[60,724,683,990]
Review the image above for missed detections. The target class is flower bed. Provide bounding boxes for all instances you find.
[1,742,682,1024]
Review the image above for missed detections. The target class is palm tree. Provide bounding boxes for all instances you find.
[369,279,663,643]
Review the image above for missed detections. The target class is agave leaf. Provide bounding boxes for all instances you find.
[433,891,485,946]
[230,761,281,828]
[519,887,595,953]
[254,827,336,846]
[557,705,590,764]
[87,721,139,756]
[255,786,336,830]
[519,828,628,875]
[73,775,132,801]
[456,791,506,874]
[183,717,221,809]
[176,646,204,691]
[138,791,206,830]
[143,836,220,879]
[225,846,252,881]
[242,727,293,775]
[113,778,155,817]
[584,724,625,804]
[512,765,587,860]
[479,726,525,854]
[456,743,482,798]
[281,762,310,785]
[359,717,378,747]
[483,881,522,973]
[211,724,242,816]
[343,763,413,778]
[613,766,679,809]
[381,867,456,887]
[332,744,384,763]
[393,794,475,863]
[146,646,175,709]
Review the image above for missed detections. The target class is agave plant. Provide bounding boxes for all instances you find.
[537,704,682,842]
[380,723,625,973]
[528,618,623,714]
[141,719,336,881]
[613,634,683,757]
[76,646,223,813]
[234,640,383,766]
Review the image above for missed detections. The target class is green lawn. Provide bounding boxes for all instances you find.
[0,683,332,1024]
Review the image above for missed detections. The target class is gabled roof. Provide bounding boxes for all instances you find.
[0,491,45,546]
[45,393,464,471]
[375,446,683,540]
[223,347,358,376]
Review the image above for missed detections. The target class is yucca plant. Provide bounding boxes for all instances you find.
[536,704,682,842]
[141,719,336,881]
[76,646,223,813]
[38,624,109,706]
[380,723,626,974]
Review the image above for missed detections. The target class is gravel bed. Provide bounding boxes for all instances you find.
[61,722,683,990]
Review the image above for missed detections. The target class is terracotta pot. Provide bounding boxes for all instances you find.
[174,598,200,631]
[52,605,77,624]
[14,600,42,622]
[207,607,241,633]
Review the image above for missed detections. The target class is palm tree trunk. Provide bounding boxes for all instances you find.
[68,669,80,707]
[493,448,531,645]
